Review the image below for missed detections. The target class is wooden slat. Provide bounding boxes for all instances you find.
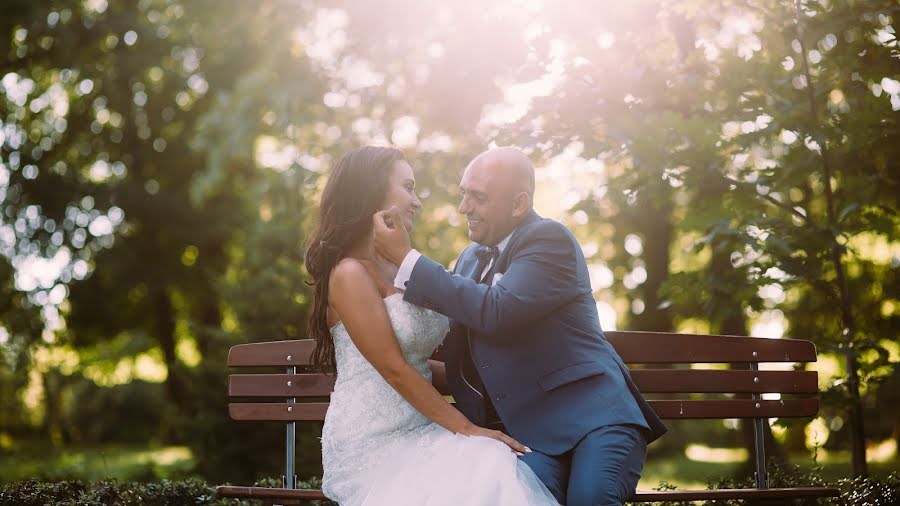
[648,398,819,419]
[229,374,335,397]
[227,334,819,367]
[631,486,839,501]
[631,369,818,394]
[228,340,315,367]
[229,402,329,421]
[229,398,818,421]
[216,485,326,500]
[606,331,817,363]
[227,369,817,398]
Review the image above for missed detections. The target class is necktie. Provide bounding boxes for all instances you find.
[472,246,500,282]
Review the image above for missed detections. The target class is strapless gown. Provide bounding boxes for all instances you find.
[320,293,559,505]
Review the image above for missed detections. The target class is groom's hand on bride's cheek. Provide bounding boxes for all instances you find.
[373,207,411,266]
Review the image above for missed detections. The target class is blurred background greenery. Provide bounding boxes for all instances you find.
[0,0,897,492]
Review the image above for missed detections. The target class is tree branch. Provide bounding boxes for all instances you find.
[720,174,813,226]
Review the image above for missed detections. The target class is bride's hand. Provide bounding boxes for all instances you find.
[459,425,532,456]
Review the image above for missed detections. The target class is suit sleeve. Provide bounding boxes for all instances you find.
[404,222,584,337]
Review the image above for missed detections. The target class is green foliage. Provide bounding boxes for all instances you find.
[0,478,232,506]
[1,472,898,506]
[495,0,899,471]
[1,0,897,486]
[66,379,166,445]
[835,473,900,506]
[694,464,900,506]
[0,477,335,506]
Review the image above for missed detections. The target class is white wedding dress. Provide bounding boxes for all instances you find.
[321,293,559,505]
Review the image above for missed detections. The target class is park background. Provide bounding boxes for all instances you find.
[0,0,898,502]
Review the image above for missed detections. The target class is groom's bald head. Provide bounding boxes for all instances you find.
[468,147,535,203]
[458,147,535,246]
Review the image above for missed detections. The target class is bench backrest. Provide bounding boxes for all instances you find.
[226,331,820,490]
[226,332,819,422]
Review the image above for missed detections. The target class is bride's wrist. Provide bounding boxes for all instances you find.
[454,421,477,435]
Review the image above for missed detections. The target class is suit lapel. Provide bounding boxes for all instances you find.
[464,253,483,281]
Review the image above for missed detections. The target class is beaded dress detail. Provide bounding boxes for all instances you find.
[320,293,558,505]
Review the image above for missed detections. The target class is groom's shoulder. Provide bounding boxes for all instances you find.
[519,216,577,244]
[506,217,581,258]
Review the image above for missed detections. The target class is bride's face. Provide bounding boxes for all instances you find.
[380,160,422,232]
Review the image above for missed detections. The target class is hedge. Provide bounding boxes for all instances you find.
[1,470,897,505]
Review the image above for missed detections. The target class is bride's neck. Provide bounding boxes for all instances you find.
[345,233,390,265]
[344,234,397,292]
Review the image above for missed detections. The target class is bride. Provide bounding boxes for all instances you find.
[305,146,559,505]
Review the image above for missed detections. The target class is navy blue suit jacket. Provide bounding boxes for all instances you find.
[404,211,666,455]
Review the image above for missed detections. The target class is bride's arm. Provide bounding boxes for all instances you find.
[329,259,527,453]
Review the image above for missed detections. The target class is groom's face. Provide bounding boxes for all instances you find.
[458,162,516,246]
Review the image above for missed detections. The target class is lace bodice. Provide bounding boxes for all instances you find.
[330,293,448,387]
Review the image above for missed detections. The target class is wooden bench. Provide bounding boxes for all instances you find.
[216,332,840,504]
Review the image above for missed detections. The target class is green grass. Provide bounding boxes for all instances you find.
[0,443,195,483]
[640,453,741,491]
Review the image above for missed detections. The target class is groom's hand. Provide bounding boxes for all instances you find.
[373,206,411,266]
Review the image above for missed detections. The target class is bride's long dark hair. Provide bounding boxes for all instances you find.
[305,146,407,371]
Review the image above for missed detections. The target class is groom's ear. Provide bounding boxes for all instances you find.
[511,191,530,218]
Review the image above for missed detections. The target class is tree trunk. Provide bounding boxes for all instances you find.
[195,234,227,357]
[794,2,868,476]
[630,195,674,333]
[41,369,63,446]
[195,297,220,357]
[894,391,900,453]
[154,289,184,406]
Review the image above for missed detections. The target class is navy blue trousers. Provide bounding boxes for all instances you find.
[519,424,647,506]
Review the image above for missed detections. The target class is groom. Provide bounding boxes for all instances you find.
[374,147,666,506]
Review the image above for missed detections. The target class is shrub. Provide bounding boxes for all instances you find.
[0,479,217,506]
[835,472,900,506]
[0,477,335,506]
[1,471,896,505]
[1,478,226,505]
[680,463,900,506]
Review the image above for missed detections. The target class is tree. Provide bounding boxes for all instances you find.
[488,0,898,476]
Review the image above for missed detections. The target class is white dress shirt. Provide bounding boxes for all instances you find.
[393,230,515,291]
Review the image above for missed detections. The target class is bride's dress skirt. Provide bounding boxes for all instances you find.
[330,421,557,505]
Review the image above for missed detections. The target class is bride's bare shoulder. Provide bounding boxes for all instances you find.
[332,256,366,273]
[330,257,398,300]
[329,258,378,294]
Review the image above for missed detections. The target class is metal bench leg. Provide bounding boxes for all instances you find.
[750,362,768,489]
[285,365,296,490]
